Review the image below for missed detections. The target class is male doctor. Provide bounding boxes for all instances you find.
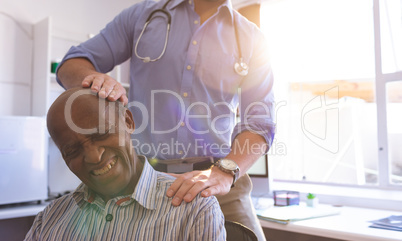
[57,0,275,239]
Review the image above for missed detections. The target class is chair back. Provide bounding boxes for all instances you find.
[224,220,258,241]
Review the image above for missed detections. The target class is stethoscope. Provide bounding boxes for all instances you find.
[134,0,249,77]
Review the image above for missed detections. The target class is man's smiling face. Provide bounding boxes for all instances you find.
[47,88,139,202]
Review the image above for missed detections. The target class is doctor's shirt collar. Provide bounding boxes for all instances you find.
[168,0,235,21]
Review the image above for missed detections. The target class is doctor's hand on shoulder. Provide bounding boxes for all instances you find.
[166,166,233,206]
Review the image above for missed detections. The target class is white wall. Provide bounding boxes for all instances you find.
[0,0,139,116]
[0,14,32,116]
[1,0,259,35]
[0,0,138,37]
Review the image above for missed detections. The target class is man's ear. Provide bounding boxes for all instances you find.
[124,109,135,134]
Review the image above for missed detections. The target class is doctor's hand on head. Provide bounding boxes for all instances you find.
[81,72,128,105]
[58,58,129,105]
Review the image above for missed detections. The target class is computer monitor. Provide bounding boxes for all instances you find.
[247,154,272,197]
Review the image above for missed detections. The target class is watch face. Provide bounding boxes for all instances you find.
[221,159,238,171]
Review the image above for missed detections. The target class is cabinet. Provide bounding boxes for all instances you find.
[32,16,130,117]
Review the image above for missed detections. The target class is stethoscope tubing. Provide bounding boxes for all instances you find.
[146,9,172,24]
[134,19,170,63]
[134,0,172,63]
[134,0,249,76]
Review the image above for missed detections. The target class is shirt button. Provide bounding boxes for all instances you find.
[183,92,188,97]
[178,151,183,155]
[194,20,199,25]
[192,40,197,45]
[105,214,113,222]
[186,65,192,70]
[180,122,185,127]
[189,0,192,4]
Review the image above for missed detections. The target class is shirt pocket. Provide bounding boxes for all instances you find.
[198,52,243,100]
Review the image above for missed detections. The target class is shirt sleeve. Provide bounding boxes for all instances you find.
[231,25,276,150]
[188,197,226,241]
[24,210,44,241]
[55,2,146,88]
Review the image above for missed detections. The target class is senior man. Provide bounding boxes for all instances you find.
[25,87,225,241]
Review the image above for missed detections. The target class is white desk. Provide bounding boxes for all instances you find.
[259,205,402,241]
[0,203,47,221]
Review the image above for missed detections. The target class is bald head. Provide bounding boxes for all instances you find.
[47,87,134,150]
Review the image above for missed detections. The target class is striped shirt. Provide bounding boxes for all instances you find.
[25,157,226,241]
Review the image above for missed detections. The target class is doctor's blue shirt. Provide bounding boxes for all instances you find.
[58,0,275,160]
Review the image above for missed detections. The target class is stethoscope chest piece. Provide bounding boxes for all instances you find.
[234,59,249,77]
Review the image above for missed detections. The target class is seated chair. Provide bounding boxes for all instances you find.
[225,220,258,241]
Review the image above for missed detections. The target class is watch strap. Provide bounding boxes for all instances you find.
[232,169,239,188]
[215,159,240,188]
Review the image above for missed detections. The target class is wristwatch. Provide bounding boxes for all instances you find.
[215,159,240,188]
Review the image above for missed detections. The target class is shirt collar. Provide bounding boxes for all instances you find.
[167,0,234,21]
[131,156,158,210]
[219,0,235,21]
[72,183,92,209]
[73,156,158,210]
[167,0,186,10]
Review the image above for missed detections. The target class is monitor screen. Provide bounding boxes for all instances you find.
[247,155,271,197]
[247,155,268,177]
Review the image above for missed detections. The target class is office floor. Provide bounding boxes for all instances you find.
[263,228,344,241]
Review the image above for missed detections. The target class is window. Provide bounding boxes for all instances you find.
[377,0,402,186]
[379,0,402,74]
[387,81,402,184]
[260,0,402,209]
